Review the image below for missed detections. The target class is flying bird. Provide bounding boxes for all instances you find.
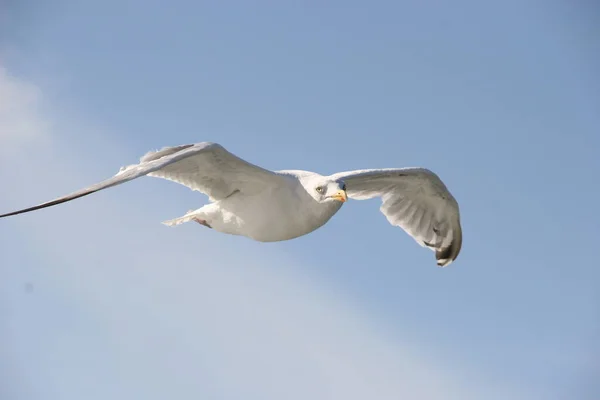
[0,142,462,266]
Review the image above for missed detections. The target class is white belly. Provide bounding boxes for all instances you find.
[204,186,342,242]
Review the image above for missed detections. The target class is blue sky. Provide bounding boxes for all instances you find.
[1,1,598,399]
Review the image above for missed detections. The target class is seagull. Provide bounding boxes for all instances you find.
[0,142,463,266]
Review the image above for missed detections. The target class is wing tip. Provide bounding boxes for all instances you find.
[434,230,462,268]
[435,249,457,267]
[423,239,460,267]
[436,256,454,267]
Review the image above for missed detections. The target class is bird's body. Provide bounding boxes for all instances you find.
[0,142,463,266]
[170,171,343,242]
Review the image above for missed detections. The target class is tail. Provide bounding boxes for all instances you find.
[162,210,198,227]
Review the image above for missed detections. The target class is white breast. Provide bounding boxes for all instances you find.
[210,178,343,242]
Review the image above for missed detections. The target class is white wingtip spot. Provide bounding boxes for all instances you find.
[437,259,452,267]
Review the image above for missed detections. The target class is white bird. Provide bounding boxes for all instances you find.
[0,142,463,266]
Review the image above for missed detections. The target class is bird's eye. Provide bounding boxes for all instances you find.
[341,183,347,191]
[316,186,324,193]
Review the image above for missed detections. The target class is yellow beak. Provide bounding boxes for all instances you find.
[330,190,347,202]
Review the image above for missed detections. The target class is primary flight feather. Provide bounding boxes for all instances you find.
[0,142,462,266]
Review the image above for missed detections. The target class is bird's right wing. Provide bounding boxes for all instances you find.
[0,142,286,218]
[330,168,462,267]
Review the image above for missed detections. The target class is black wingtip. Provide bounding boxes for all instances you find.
[0,190,98,219]
[436,246,455,267]
[435,227,463,267]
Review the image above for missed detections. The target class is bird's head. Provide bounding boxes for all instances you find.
[305,177,348,204]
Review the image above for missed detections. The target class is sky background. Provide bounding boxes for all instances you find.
[1,1,599,399]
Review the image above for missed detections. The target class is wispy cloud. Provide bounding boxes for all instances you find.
[0,67,50,150]
[0,69,531,400]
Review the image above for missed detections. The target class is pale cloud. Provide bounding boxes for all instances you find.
[0,67,51,150]
[0,70,532,400]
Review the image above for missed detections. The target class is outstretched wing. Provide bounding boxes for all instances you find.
[330,168,462,267]
[0,142,285,218]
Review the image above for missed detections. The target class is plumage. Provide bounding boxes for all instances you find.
[0,142,463,266]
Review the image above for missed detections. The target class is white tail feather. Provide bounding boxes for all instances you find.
[162,211,198,227]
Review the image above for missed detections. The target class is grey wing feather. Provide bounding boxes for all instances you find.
[331,168,462,267]
[0,142,283,218]
[140,142,282,200]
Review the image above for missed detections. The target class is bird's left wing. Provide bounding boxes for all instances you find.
[330,168,462,267]
[0,142,285,219]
